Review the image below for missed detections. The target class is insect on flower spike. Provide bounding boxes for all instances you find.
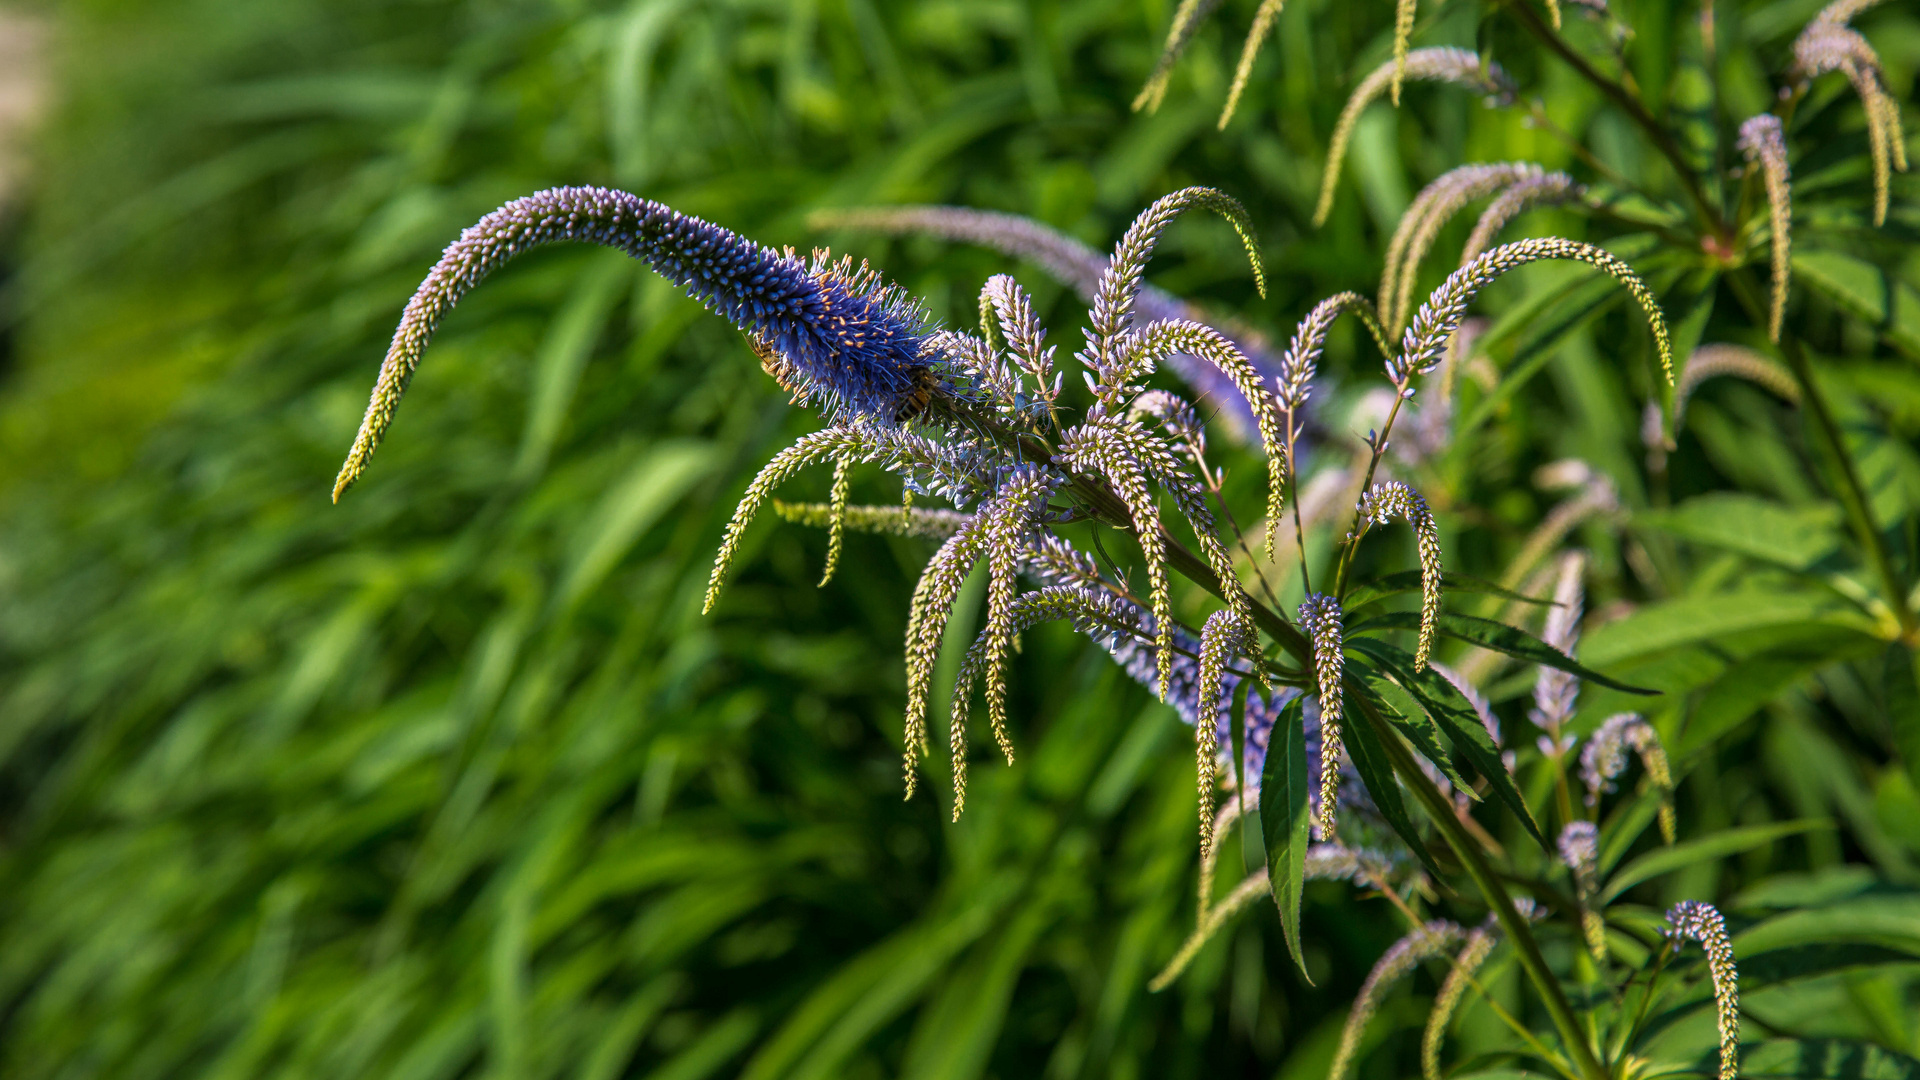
[1738,114,1792,341]
[1314,50,1517,228]
[332,187,935,502]
[1395,238,1672,386]
[1668,901,1740,1080]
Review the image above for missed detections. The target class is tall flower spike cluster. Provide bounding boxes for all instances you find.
[1298,593,1346,837]
[812,203,1285,441]
[1421,920,1499,1080]
[1737,114,1793,341]
[1382,163,1545,335]
[1580,712,1677,842]
[1315,49,1518,227]
[1667,901,1741,1080]
[331,187,937,502]
[1354,481,1442,668]
[1558,820,1608,959]
[1794,0,1906,225]
[1393,238,1673,386]
[1329,921,1469,1080]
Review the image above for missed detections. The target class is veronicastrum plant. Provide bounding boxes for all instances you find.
[322,0,1920,1077]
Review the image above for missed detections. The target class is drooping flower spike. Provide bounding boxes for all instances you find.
[1220,0,1287,127]
[1298,592,1346,837]
[1194,608,1259,869]
[1330,921,1469,1080]
[1134,0,1227,114]
[1421,920,1500,1080]
[1459,171,1584,267]
[1794,3,1906,225]
[1580,711,1677,842]
[1737,114,1793,341]
[332,187,937,501]
[1667,901,1741,1080]
[1394,238,1673,386]
[1529,551,1587,748]
[1354,481,1442,669]
[1557,820,1607,959]
[1315,49,1518,227]
[1382,163,1545,336]
[1669,344,1801,433]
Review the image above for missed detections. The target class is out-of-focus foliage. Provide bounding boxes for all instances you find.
[3,0,1920,1078]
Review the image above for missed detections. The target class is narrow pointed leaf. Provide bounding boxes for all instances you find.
[1350,659,1472,793]
[1601,819,1829,903]
[1260,697,1313,982]
[1344,570,1554,613]
[1351,610,1658,695]
[1348,636,1547,850]
[1343,668,1446,880]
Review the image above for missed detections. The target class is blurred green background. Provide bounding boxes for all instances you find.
[3,0,1919,1077]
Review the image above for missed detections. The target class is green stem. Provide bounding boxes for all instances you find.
[1506,0,1729,244]
[1723,270,1919,644]
[1353,694,1609,1080]
[1333,391,1406,599]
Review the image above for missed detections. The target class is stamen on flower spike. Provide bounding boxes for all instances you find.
[1355,481,1442,669]
[1297,593,1346,837]
[1667,901,1740,1080]
[333,187,934,501]
[1422,921,1499,1080]
[1395,238,1672,386]
[1737,114,1793,341]
[1315,50,1517,227]
[1329,921,1468,1080]
[1382,163,1544,335]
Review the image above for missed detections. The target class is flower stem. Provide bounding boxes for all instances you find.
[1724,270,1919,644]
[1352,691,1608,1080]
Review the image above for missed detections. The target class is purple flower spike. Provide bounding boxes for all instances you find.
[334,187,933,500]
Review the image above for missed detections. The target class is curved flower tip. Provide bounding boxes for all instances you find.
[1314,49,1517,227]
[1331,921,1467,1080]
[333,187,934,501]
[1355,481,1442,669]
[1738,114,1793,341]
[1668,901,1740,1080]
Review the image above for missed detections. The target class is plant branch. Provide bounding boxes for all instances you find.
[1352,692,1608,1080]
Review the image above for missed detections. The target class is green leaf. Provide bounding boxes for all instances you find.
[1733,1038,1920,1078]
[1260,697,1313,982]
[1346,636,1547,850]
[1348,658,1471,793]
[1342,670,1446,880]
[1351,611,1657,695]
[1734,893,1920,957]
[1600,819,1828,902]
[1343,570,1554,613]
[1634,494,1846,572]
[1796,249,1920,358]
[1580,591,1879,668]
[1886,645,1920,797]
[1677,648,1836,760]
